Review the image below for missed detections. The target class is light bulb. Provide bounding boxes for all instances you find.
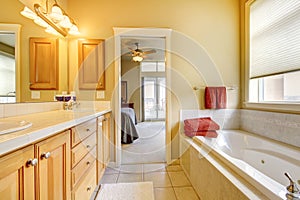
[59,16,72,28]
[133,56,143,62]
[20,7,37,20]
[34,17,48,27]
[50,4,64,22]
[68,25,80,35]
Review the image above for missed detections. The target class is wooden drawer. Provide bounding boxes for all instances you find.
[71,133,96,168]
[71,147,96,188]
[72,162,97,200]
[71,119,96,147]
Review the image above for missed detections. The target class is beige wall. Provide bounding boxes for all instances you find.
[2,0,240,159]
[67,0,240,159]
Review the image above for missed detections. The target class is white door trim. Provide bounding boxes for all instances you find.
[113,27,172,166]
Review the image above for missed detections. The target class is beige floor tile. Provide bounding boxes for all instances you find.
[100,174,119,184]
[166,164,183,172]
[168,171,191,187]
[154,187,177,200]
[117,173,143,183]
[174,187,200,200]
[144,172,172,188]
[143,163,166,173]
[120,164,143,174]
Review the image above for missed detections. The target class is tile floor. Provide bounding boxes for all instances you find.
[97,161,200,200]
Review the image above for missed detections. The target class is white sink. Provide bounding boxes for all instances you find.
[0,120,32,135]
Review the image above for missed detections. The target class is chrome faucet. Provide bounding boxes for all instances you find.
[63,100,80,110]
[285,173,300,199]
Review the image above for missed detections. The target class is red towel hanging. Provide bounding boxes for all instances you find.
[205,87,227,109]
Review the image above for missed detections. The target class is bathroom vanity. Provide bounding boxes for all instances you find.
[0,107,112,200]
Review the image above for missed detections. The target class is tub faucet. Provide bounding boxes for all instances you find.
[284,173,300,199]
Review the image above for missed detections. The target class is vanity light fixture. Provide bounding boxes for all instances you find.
[20,0,80,37]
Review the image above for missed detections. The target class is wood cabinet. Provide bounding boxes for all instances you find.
[71,119,97,200]
[0,145,35,200]
[29,38,58,90]
[0,131,70,200]
[97,112,111,183]
[0,113,111,200]
[78,39,105,90]
[35,131,70,200]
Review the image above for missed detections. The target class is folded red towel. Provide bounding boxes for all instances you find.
[184,117,220,131]
[184,130,218,138]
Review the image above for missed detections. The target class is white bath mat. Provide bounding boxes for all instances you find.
[95,182,154,200]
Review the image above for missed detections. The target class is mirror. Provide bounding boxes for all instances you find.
[0,24,20,104]
[0,33,16,103]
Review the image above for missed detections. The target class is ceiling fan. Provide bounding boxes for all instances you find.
[129,43,156,62]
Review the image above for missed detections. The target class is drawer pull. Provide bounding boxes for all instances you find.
[86,161,91,165]
[86,128,90,132]
[86,145,90,148]
[26,158,38,167]
[41,152,51,159]
[87,186,92,191]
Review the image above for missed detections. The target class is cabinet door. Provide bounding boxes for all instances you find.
[78,39,105,90]
[35,131,70,200]
[29,38,58,90]
[0,145,35,200]
[103,113,111,166]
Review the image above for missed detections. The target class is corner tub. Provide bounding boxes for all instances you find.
[188,130,300,200]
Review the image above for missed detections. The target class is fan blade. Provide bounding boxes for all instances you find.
[143,49,156,55]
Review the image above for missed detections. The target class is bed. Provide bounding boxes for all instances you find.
[121,107,138,144]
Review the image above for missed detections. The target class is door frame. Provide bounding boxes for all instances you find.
[113,27,172,166]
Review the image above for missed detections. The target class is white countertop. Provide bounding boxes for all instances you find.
[0,108,111,156]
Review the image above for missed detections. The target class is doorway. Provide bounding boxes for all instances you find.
[114,28,172,167]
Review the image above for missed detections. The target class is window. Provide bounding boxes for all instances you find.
[248,0,300,103]
[140,61,165,72]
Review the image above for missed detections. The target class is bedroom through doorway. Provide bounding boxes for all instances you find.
[120,37,166,165]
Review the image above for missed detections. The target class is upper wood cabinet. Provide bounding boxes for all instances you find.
[29,38,58,90]
[78,39,105,90]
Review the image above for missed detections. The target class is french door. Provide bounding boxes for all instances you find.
[142,77,166,121]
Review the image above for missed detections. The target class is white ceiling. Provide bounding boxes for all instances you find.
[121,37,165,62]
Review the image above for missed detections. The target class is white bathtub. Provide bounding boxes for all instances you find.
[193,130,300,200]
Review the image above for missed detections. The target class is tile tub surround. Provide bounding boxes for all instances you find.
[240,109,300,148]
[180,109,300,148]
[180,141,268,200]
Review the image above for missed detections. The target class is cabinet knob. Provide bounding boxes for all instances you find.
[86,161,91,165]
[86,128,90,132]
[87,186,92,191]
[103,118,107,121]
[26,158,38,167]
[41,152,51,159]
[86,145,90,148]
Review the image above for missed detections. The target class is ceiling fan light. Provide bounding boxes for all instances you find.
[133,55,143,62]
[20,7,37,19]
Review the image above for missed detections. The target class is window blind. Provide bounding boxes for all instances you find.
[249,0,300,79]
